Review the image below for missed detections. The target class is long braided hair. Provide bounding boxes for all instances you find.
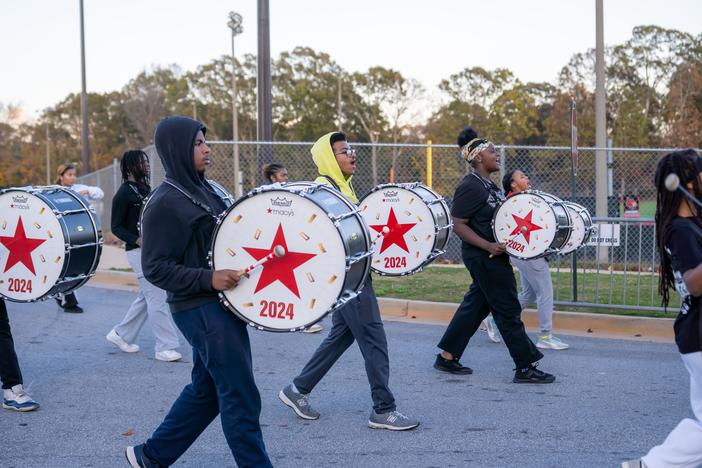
[654,149,702,307]
[120,150,150,188]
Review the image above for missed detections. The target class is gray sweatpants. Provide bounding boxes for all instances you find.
[510,257,553,335]
[113,249,180,352]
[293,280,396,414]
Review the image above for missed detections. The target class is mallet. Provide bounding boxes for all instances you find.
[242,245,286,274]
[665,173,702,210]
[371,226,391,245]
[489,226,527,258]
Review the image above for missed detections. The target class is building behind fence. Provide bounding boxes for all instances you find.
[79,141,678,312]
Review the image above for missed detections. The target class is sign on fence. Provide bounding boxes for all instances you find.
[587,224,620,247]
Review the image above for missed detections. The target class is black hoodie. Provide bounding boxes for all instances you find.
[141,116,227,312]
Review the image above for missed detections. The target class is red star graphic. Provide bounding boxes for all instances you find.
[510,210,543,244]
[0,216,46,275]
[242,223,316,298]
[369,207,417,254]
[267,208,272,214]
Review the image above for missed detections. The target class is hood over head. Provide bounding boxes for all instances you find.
[154,116,224,214]
[311,132,357,203]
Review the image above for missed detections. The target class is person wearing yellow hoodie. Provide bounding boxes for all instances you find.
[278,132,419,431]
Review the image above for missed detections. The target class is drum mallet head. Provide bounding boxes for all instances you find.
[665,173,702,210]
[664,173,680,191]
[372,226,390,244]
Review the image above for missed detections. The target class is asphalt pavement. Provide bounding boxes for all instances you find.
[1,286,690,468]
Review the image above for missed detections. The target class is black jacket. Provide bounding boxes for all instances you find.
[111,181,150,251]
[141,116,227,312]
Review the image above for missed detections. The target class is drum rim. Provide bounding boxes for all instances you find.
[360,182,453,276]
[210,183,371,332]
[0,186,102,302]
[491,191,573,260]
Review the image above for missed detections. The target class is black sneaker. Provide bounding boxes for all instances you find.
[63,305,84,314]
[513,363,555,384]
[434,354,473,375]
[125,444,159,468]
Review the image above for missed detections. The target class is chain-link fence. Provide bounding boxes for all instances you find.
[81,141,685,312]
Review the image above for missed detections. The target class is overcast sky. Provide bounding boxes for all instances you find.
[2,0,701,120]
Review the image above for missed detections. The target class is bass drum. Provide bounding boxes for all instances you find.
[359,183,452,276]
[207,179,235,208]
[492,190,572,259]
[559,201,595,255]
[211,182,372,332]
[0,186,102,302]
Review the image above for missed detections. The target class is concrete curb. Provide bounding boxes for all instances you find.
[89,270,675,343]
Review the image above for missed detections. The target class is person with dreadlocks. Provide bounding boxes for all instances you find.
[622,149,702,468]
[106,150,182,362]
[433,127,555,384]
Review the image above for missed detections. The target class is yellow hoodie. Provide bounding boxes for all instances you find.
[311,132,358,203]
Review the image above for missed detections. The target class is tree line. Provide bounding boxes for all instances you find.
[1,25,701,186]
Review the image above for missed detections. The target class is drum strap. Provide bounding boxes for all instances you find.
[163,179,217,219]
[321,176,341,192]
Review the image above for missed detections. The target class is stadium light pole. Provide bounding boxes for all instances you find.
[79,0,90,173]
[228,11,244,197]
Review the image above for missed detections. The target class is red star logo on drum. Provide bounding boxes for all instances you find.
[510,210,543,244]
[0,216,46,275]
[369,207,417,254]
[242,223,316,298]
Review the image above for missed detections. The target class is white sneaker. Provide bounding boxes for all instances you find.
[106,329,140,353]
[536,335,569,350]
[155,350,182,362]
[485,317,502,343]
[302,324,323,334]
[3,384,40,412]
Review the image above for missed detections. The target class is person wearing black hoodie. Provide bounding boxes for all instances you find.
[125,117,271,468]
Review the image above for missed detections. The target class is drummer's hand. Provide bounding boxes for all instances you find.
[79,190,89,196]
[135,237,141,247]
[212,269,243,290]
[486,242,506,256]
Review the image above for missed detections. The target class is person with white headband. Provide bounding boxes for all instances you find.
[433,127,556,384]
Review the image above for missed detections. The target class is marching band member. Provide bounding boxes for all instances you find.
[434,127,556,383]
[54,163,104,313]
[262,162,289,183]
[278,132,420,431]
[125,117,271,468]
[623,149,702,468]
[0,298,39,412]
[502,170,569,350]
[106,150,182,362]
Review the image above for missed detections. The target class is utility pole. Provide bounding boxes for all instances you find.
[337,75,343,131]
[46,122,51,185]
[228,11,244,197]
[79,0,90,173]
[257,0,273,181]
[595,0,608,261]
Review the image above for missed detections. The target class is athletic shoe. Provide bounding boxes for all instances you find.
[278,384,320,420]
[155,350,182,362]
[433,354,473,375]
[536,335,569,350]
[485,317,502,343]
[302,324,323,334]
[63,305,84,313]
[125,444,159,468]
[621,459,647,468]
[106,329,140,353]
[3,384,40,412]
[513,363,556,384]
[368,410,419,431]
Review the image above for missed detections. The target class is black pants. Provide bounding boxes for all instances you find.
[0,299,23,390]
[294,280,396,413]
[55,292,78,308]
[438,253,543,369]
